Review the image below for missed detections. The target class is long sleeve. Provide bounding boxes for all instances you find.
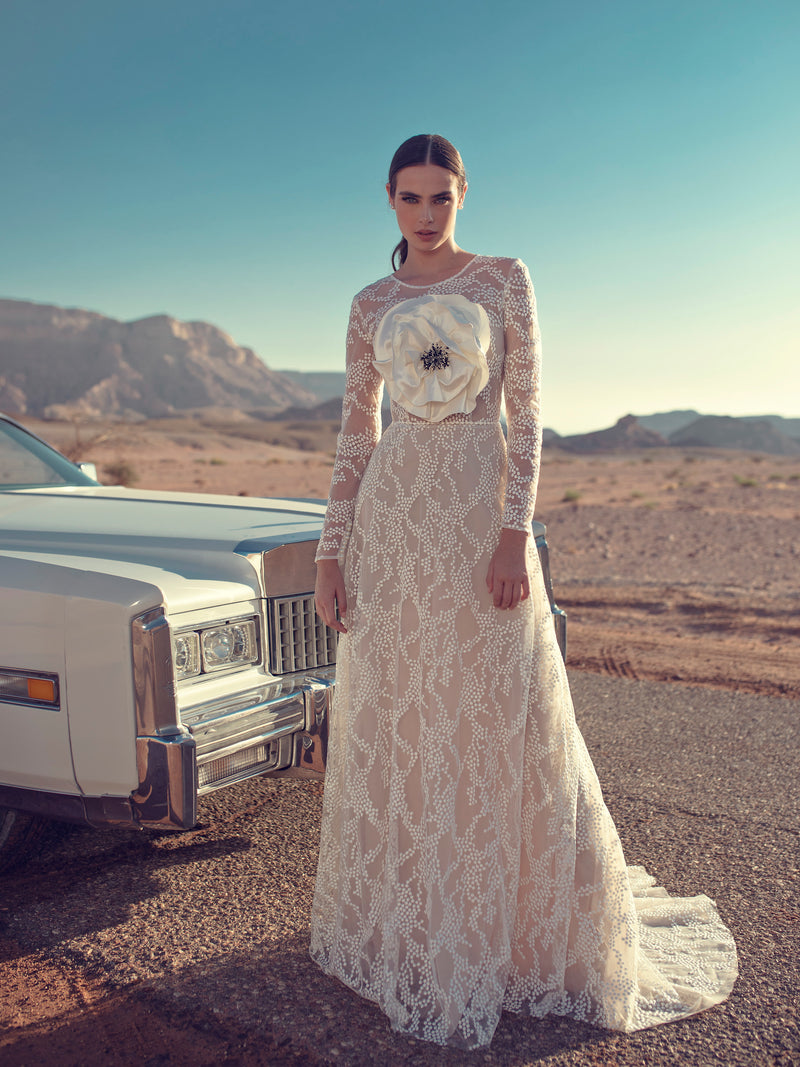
[315,296,384,560]
[501,259,542,531]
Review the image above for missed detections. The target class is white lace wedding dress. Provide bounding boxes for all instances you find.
[310,255,737,1048]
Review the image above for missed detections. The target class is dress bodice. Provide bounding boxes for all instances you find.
[316,255,542,560]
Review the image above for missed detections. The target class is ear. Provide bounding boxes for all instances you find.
[386,182,394,209]
[458,182,468,209]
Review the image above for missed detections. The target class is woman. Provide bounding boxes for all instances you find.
[312,134,736,1049]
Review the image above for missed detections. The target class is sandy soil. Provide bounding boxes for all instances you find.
[4,415,799,1064]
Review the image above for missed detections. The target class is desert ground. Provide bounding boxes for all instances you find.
[28,412,800,699]
[3,415,799,1065]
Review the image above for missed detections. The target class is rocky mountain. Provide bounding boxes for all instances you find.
[0,299,316,418]
[548,415,669,453]
[279,370,347,403]
[669,415,800,454]
[636,410,702,436]
[547,411,800,455]
[637,410,800,443]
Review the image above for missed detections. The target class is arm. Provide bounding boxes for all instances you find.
[315,296,383,632]
[486,259,542,609]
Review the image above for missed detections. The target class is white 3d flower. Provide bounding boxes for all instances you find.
[373,295,491,423]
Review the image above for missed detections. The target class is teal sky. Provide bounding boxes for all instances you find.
[1,0,797,434]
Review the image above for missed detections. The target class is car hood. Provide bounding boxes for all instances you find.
[0,487,327,611]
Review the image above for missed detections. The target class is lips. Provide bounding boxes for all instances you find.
[416,230,437,240]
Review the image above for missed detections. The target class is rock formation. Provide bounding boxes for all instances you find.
[0,299,315,418]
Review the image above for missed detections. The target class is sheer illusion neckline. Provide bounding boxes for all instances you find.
[392,254,482,289]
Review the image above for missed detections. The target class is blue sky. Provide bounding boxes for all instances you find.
[1,0,797,434]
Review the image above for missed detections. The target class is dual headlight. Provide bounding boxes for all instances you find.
[173,617,259,680]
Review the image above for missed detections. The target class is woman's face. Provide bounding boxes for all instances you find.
[387,164,466,257]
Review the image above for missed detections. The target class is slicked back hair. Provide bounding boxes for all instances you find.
[387,135,467,270]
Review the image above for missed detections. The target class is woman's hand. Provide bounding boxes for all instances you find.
[486,528,530,610]
[315,559,348,634]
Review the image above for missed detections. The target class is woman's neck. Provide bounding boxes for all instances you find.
[395,245,474,286]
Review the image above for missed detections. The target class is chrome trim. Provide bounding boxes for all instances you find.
[197,735,293,793]
[552,609,568,661]
[186,688,306,764]
[131,734,197,830]
[533,524,567,662]
[262,540,318,597]
[290,675,335,778]
[132,607,180,736]
[172,614,261,677]
[268,594,337,674]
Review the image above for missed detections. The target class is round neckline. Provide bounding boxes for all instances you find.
[392,254,481,289]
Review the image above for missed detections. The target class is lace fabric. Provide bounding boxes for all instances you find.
[310,255,737,1047]
[314,256,541,560]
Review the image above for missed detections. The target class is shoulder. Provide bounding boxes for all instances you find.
[475,255,533,290]
[351,273,397,307]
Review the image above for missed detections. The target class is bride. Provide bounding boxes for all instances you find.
[312,133,737,1049]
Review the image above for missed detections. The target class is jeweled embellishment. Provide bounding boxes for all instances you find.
[420,342,451,372]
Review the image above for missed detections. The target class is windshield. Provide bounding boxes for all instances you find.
[0,420,99,489]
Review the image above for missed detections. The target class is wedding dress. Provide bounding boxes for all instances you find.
[310,255,737,1048]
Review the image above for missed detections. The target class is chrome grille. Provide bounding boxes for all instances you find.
[268,594,337,674]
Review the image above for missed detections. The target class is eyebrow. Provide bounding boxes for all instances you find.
[396,189,453,197]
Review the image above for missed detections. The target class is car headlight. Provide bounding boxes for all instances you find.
[201,621,258,672]
[172,617,259,680]
[173,632,201,680]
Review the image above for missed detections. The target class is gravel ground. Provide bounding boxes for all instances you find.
[2,672,799,1066]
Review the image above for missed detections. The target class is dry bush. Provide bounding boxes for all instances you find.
[103,461,138,486]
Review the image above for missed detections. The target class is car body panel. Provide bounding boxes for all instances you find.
[0,413,565,870]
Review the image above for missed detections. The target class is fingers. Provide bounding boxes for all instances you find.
[314,566,348,634]
[492,576,530,610]
[493,578,516,609]
[317,594,347,634]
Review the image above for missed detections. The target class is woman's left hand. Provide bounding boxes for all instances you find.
[486,527,530,609]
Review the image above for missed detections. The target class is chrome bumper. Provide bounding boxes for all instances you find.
[131,669,335,830]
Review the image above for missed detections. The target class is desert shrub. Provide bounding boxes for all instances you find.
[733,475,757,487]
[209,457,226,466]
[562,488,582,503]
[103,461,137,486]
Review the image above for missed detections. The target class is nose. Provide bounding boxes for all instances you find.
[419,202,433,222]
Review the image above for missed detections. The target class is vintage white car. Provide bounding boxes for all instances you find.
[0,414,565,871]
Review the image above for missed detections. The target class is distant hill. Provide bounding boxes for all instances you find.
[550,415,668,453]
[637,409,800,442]
[669,415,800,454]
[279,370,347,402]
[260,396,345,422]
[740,414,800,438]
[636,410,702,436]
[0,298,315,419]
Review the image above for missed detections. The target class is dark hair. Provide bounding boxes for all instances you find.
[387,134,467,270]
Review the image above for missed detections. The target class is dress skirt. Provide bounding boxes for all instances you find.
[309,420,737,1049]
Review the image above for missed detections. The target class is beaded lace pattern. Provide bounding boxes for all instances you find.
[310,255,737,1048]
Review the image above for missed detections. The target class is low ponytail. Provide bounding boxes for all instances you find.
[391,237,408,271]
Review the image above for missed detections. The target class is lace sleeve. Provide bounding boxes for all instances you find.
[315,296,384,560]
[501,259,542,531]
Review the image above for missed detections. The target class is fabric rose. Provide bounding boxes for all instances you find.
[373,295,491,423]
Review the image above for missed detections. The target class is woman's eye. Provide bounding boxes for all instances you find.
[401,196,418,203]
[435,197,452,204]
